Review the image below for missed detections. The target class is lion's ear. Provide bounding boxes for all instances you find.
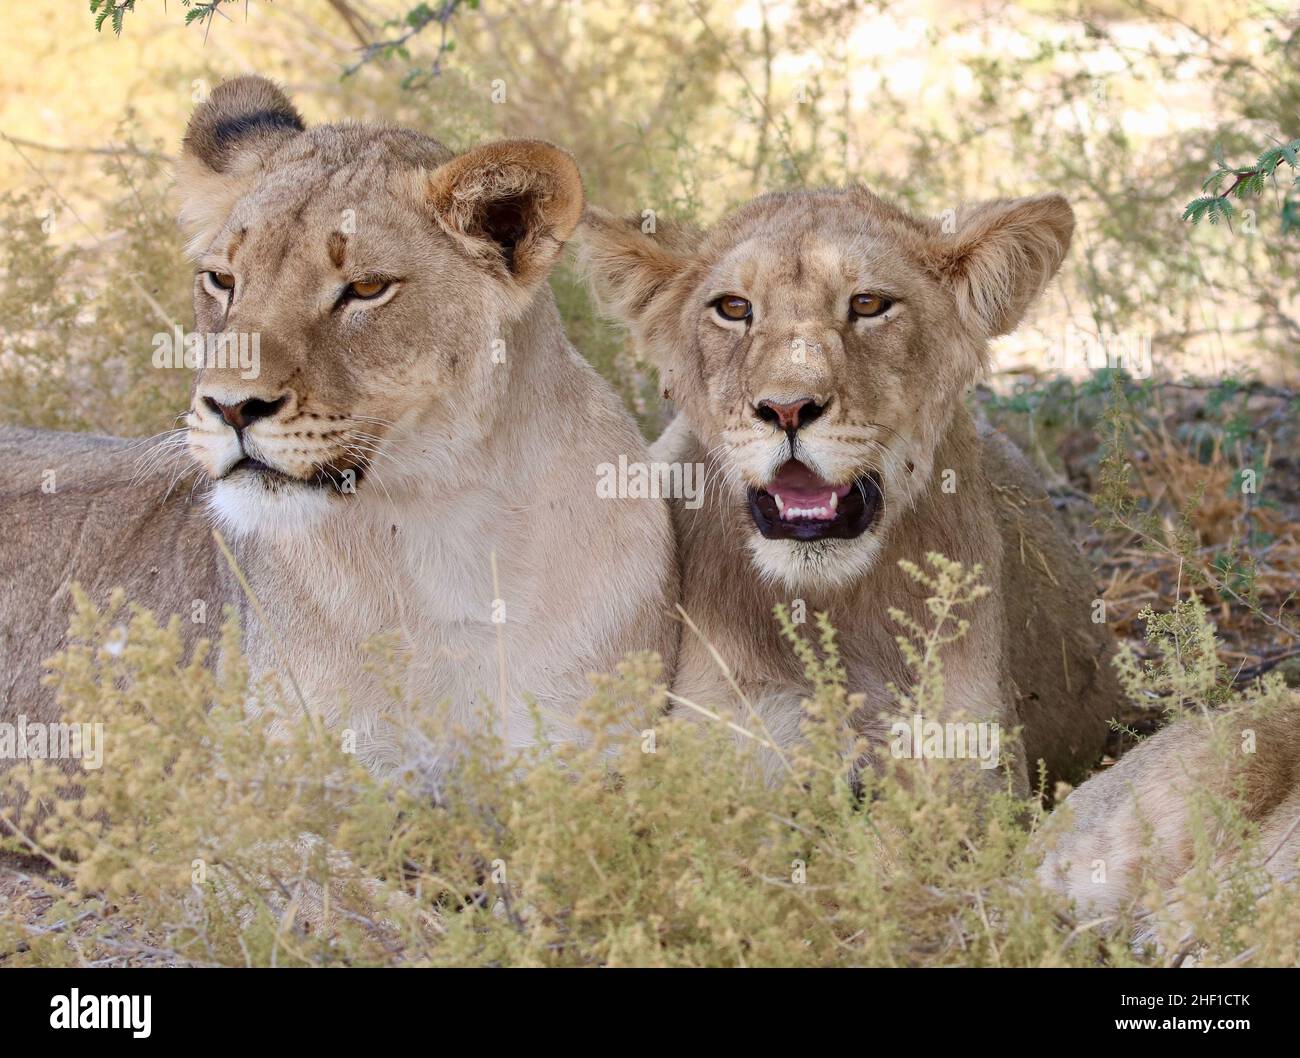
[926,194,1074,338]
[576,206,698,327]
[182,76,304,175]
[427,140,584,288]
[175,76,305,255]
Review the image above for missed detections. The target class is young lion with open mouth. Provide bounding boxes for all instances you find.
[0,77,676,784]
[580,188,1120,792]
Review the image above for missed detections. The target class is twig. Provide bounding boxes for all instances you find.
[676,604,796,778]
[211,530,317,728]
[0,132,180,332]
[1231,647,1300,684]
[682,0,806,184]
[0,133,171,163]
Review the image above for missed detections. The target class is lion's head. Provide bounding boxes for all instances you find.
[580,187,1073,589]
[177,77,583,538]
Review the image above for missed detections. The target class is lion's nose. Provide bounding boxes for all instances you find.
[756,397,827,433]
[204,395,288,432]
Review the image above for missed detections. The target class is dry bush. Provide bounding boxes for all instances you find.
[3,559,1296,967]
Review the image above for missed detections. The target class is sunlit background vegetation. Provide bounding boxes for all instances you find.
[2,1,1296,432]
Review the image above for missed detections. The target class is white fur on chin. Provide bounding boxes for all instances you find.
[208,475,338,541]
[747,530,886,592]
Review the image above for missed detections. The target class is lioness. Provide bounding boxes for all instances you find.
[0,77,676,782]
[579,188,1119,791]
[1037,696,1300,930]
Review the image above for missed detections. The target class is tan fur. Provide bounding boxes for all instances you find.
[579,188,1119,790]
[1037,697,1300,932]
[1,77,677,787]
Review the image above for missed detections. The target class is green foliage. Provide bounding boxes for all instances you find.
[548,260,667,435]
[88,0,476,86]
[1094,375,1142,528]
[90,0,257,35]
[343,2,479,87]
[1113,596,1230,717]
[1184,138,1300,234]
[89,0,138,36]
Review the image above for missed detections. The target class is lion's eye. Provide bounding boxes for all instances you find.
[850,293,892,318]
[715,295,752,322]
[208,271,236,291]
[347,278,390,300]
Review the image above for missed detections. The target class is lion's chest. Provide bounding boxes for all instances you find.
[252,521,587,773]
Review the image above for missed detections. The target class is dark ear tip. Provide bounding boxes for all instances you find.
[183,76,303,173]
[195,76,303,128]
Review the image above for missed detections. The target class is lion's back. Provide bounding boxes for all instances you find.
[0,426,229,731]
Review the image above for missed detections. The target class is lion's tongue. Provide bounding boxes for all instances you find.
[767,461,852,521]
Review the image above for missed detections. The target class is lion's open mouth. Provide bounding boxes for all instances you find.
[747,460,881,541]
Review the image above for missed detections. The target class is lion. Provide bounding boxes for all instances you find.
[1036,695,1300,937]
[0,76,677,786]
[578,187,1120,792]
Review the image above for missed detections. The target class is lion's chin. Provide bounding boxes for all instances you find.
[747,532,887,593]
[207,474,338,541]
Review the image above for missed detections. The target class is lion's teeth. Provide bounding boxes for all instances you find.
[771,489,842,521]
[784,505,827,520]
